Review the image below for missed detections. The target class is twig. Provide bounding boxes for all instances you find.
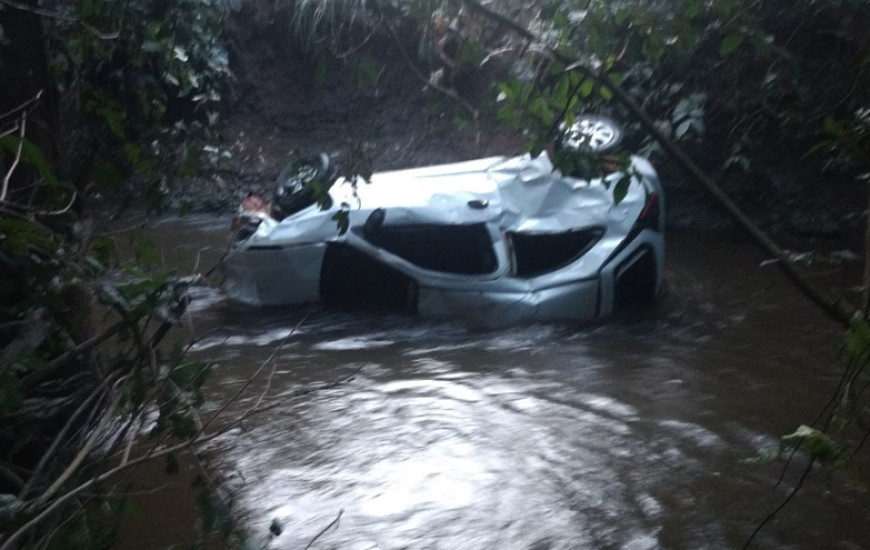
[1,113,25,202]
[382,21,479,120]
[36,188,77,216]
[742,457,816,549]
[0,124,19,140]
[201,316,307,433]
[192,246,214,273]
[0,463,25,489]
[304,509,343,550]
[21,322,124,389]
[847,423,870,460]
[34,390,123,506]
[245,363,365,419]
[243,342,281,420]
[0,90,43,123]
[204,252,228,278]
[19,381,108,499]
[334,15,382,59]
[97,218,149,236]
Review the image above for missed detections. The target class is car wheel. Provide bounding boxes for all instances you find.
[563,115,624,153]
[274,153,332,218]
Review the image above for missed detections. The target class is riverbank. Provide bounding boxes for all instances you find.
[162,4,865,245]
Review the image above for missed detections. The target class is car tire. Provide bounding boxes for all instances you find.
[274,153,332,218]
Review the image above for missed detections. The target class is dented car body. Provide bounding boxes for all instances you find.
[222,152,664,325]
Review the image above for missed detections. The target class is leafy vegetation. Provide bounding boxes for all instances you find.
[2,0,870,547]
[0,0,237,547]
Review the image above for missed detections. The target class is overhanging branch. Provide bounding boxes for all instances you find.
[457,0,854,326]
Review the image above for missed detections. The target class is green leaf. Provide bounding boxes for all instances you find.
[0,135,59,184]
[675,119,692,139]
[823,116,844,137]
[599,85,613,101]
[781,425,841,462]
[719,34,743,57]
[170,340,185,364]
[613,175,631,205]
[90,235,117,267]
[579,78,595,98]
[134,237,159,267]
[846,319,870,355]
[528,136,544,158]
[172,361,210,390]
[331,210,349,235]
[98,106,125,138]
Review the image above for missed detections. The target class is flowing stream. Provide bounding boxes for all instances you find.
[118,215,869,549]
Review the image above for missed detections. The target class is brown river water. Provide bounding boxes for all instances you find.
[119,215,869,549]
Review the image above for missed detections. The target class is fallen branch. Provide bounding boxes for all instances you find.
[457,0,854,326]
[1,354,363,550]
[742,457,816,549]
[21,322,124,389]
[19,381,108,499]
[35,390,123,506]
[1,113,26,203]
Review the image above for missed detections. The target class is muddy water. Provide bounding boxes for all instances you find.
[129,216,869,549]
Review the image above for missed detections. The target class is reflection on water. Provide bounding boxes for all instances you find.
[126,217,869,549]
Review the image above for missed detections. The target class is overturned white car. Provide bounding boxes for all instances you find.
[223,120,664,324]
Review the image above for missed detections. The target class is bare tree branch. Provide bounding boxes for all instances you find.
[19,381,108,499]
[21,322,124,389]
[382,21,479,120]
[0,89,43,124]
[201,316,306,433]
[1,113,26,202]
[742,457,816,549]
[35,389,123,506]
[1,350,362,550]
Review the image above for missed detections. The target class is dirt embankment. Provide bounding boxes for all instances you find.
[172,6,520,213]
[176,6,863,243]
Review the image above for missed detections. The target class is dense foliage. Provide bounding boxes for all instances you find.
[0,1,233,547]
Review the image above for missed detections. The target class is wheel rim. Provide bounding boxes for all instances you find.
[563,116,621,151]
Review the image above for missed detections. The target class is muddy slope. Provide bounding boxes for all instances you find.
[222,9,515,174]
